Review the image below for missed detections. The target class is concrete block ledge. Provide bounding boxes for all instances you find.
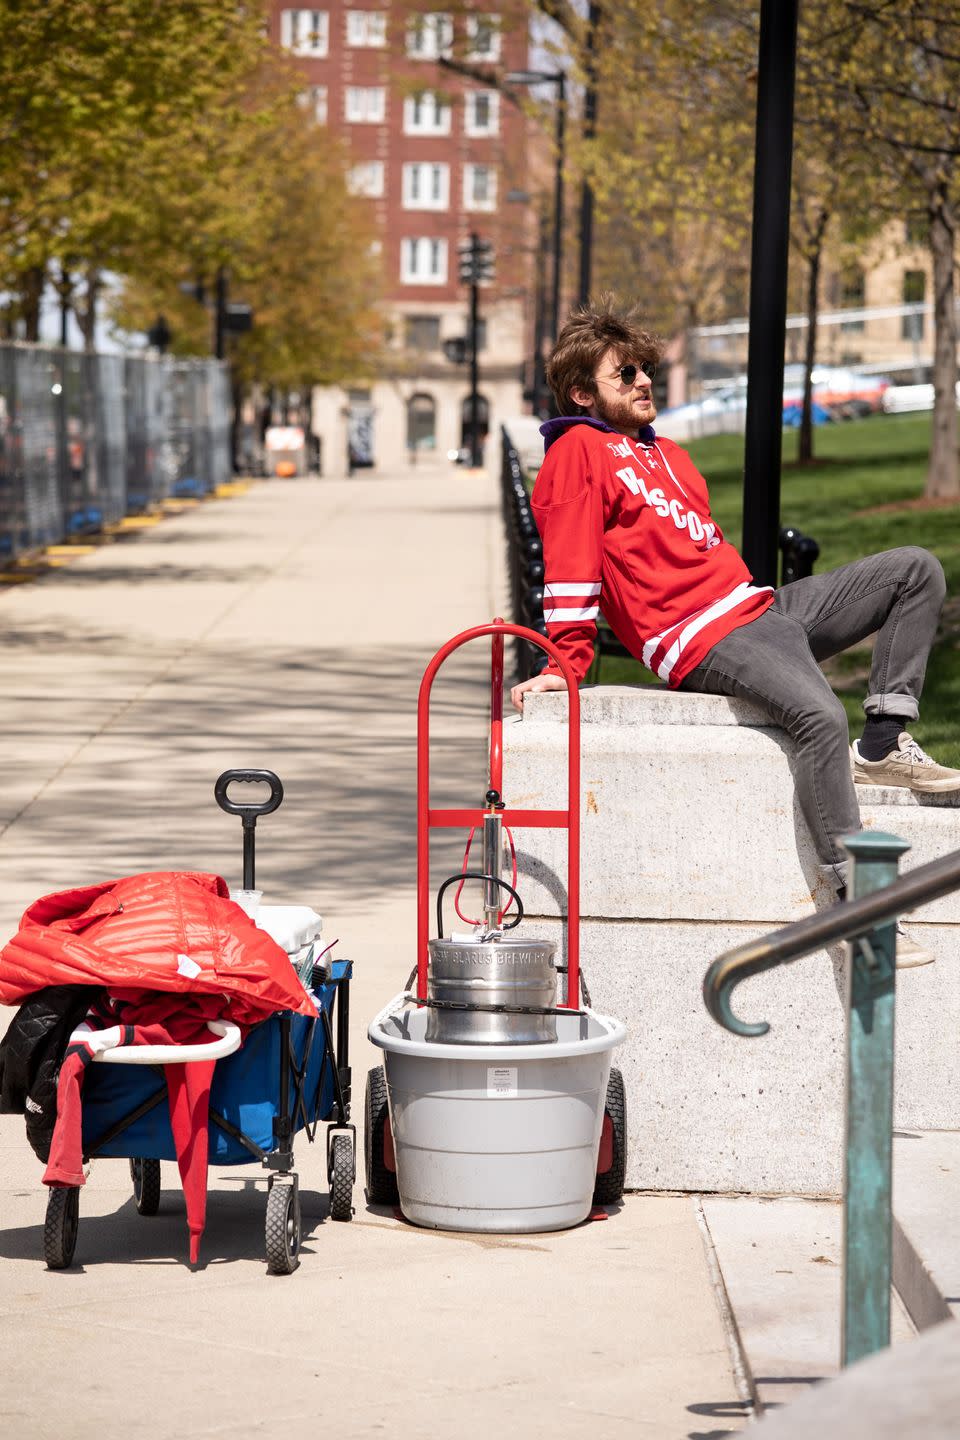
[503,686,960,1193]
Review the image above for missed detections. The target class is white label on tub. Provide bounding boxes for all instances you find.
[487,1066,518,1098]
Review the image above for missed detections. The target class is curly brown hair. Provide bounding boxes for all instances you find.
[546,295,663,415]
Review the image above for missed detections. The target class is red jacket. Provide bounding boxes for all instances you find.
[533,417,774,685]
[0,871,314,1023]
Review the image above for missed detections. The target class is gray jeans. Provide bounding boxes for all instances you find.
[679,547,946,891]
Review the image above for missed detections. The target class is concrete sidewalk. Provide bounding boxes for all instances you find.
[0,471,747,1439]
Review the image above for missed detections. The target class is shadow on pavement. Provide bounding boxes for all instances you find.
[0,1183,333,1270]
[2,639,498,912]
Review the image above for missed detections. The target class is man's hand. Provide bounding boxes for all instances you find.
[510,672,569,713]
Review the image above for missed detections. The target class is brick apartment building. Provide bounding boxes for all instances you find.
[270,3,537,475]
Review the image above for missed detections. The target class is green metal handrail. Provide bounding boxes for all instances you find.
[703,833,960,1368]
[704,841,960,1037]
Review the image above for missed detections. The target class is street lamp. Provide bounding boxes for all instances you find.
[506,187,550,414]
[579,3,601,306]
[504,70,566,345]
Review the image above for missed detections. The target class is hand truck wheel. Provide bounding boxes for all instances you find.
[593,1066,627,1206]
[130,1157,161,1216]
[44,1186,80,1270]
[265,1182,301,1275]
[364,1065,399,1206]
[329,1133,354,1222]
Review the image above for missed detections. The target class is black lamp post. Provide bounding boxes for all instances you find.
[504,70,566,343]
[578,3,601,306]
[741,0,800,587]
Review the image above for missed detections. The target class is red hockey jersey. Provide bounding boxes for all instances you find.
[532,417,774,685]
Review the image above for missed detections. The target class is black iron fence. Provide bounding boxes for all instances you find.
[0,343,231,564]
[500,425,546,679]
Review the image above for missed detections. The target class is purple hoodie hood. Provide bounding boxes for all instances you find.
[540,415,657,454]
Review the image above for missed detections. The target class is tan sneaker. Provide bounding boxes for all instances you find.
[896,922,935,968]
[852,732,960,793]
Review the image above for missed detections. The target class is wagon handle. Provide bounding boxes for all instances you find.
[214,769,284,889]
[70,1019,242,1065]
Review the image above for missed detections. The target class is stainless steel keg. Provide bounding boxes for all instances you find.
[425,935,558,1044]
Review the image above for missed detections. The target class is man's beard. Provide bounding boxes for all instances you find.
[592,389,657,435]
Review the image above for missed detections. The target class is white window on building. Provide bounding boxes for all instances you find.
[406,13,453,59]
[345,86,386,123]
[463,164,497,212]
[403,92,452,136]
[348,161,386,197]
[464,89,500,136]
[346,10,387,46]
[402,162,450,211]
[280,9,329,56]
[401,238,449,285]
[466,14,501,61]
[297,85,328,124]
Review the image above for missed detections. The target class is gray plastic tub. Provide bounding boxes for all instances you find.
[368,995,626,1233]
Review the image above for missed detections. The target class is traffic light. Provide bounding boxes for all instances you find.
[442,337,468,364]
[458,236,495,285]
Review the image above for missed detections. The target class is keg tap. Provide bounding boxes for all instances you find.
[481,788,505,935]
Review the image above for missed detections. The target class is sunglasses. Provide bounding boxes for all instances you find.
[617,360,657,386]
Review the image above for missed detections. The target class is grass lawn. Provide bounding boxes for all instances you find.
[593,412,960,765]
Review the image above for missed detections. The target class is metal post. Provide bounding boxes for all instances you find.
[215,266,227,361]
[469,234,481,467]
[58,268,72,348]
[578,4,600,307]
[533,211,549,414]
[840,829,910,1368]
[741,0,799,587]
[550,76,566,342]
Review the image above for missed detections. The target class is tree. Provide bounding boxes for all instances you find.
[827,1,960,498]
[790,0,889,464]
[0,0,283,339]
[413,1,757,344]
[111,82,381,402]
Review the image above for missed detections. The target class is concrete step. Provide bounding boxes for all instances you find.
[700,1195,915,1419]
[750,1319,960,1438]
[893,1129,960,1330]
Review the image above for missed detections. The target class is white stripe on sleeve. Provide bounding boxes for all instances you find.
[543,605,600,623]
[543,582,602,598]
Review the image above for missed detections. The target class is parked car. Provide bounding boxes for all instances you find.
[657,366,891,442]
[655,386,748,442]
[881,382,960,414]
[782,365,891,413]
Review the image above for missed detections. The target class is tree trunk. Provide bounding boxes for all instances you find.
[21,265,45,341]
[798,244,822,465]
[925,183,958,500]
[230,370,244,475]
[77,269,101,353]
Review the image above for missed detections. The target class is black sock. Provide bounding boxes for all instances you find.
[858,715,909,761]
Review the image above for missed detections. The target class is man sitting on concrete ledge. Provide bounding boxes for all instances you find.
[509,296,960,967]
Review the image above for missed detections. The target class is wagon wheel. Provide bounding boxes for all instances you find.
[364,1066,399,1207]
[329,1133,354,1222]
[265,1183,301,1275]
[129,1157,161,1216]
[593,1067,627,1206]
[44,1186,80,1270]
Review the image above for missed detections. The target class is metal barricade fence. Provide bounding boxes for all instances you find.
[0,342,232,562]
[124,355,170,512]
[19,347,61,552]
